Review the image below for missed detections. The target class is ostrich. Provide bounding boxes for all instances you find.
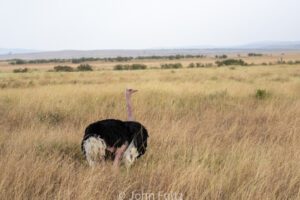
[81,89,148,168]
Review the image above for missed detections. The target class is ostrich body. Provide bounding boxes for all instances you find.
[81,89,148,167]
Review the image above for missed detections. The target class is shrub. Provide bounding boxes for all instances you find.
[188,63,195,68]
[196,63,203,68]
[216,59,247,66]
[255,89,268,99]
[113,64,124,70]
[77,64,93,71]
[113,64,147,70]
[161,63,182,69]
[53,65,74,72]
[131,64,147,70]
[13,68,28,73]
[188,63,213,68]
[286,60,300,65]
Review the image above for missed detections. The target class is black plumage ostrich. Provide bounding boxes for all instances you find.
[81,89,148,168]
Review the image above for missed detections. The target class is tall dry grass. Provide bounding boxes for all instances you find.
[0,65,300,199]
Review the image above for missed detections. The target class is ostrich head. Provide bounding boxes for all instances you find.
[125,88,138,121]
[125,88,138,96]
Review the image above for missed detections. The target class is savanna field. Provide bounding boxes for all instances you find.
[0,54,300,200]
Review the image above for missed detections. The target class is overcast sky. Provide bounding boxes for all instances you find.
[0,0,299,50]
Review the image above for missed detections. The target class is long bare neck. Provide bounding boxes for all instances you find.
[126,92,134,121]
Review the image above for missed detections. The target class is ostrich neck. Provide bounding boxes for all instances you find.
[126,93,134,121]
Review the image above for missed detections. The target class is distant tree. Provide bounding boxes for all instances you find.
[248,53,263,57]
[10,59,27,65]
[53,65,74,72]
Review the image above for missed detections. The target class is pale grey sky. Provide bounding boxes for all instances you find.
[0,0,299,50]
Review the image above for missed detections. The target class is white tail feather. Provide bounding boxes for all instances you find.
[122,140,139,168]
[83,137,107,166]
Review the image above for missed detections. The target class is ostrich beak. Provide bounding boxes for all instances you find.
[126,88,138,93]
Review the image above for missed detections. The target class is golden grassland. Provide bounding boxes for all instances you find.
[0,59,300,199]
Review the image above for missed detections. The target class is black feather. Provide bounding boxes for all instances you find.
[81,119,148,159]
